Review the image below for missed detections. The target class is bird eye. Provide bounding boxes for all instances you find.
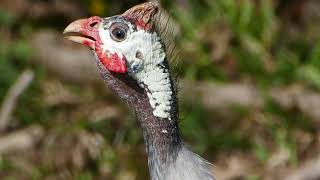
[112,28,126,41]
[110,23,129,42]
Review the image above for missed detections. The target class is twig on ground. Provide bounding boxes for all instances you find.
[0,125,44,154]
[0,70,34,132]
[182,80,320,124]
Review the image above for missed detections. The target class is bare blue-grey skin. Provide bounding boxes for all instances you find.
[64,2,215,180]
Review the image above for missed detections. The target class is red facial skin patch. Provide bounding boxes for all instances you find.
[96,47,127,73]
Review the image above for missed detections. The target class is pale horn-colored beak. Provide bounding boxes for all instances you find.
[63,16,103,50]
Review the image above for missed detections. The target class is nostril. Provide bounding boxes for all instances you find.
[88,16,102,28]
[90,21,99,28]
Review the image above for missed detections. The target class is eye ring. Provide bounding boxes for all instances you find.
[109,22,129,42]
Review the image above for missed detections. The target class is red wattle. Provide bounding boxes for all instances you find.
[96,48,127,73]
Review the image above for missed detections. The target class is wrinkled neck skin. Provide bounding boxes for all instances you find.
[94,29,214,180]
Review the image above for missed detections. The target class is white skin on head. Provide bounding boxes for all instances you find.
[98,20,173,119]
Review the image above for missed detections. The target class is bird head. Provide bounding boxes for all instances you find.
[63,2,160,74]
[64,2,174,119]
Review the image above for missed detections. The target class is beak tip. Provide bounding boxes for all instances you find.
[63,20,81,35]
[63,25,74,35]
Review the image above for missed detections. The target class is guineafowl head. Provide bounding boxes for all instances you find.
[64,2,160,74]
[64,2,175,120]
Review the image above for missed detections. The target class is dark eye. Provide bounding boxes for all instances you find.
[110,23,129,42]
[112,28,126,41]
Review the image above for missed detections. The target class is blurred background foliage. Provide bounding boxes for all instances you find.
[1,0,320,179]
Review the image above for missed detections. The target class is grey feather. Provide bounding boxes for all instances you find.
[149,143,215,180]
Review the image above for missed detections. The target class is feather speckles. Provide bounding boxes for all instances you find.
[135,64,172,119]
[161,129,168,134]
[129,32,172,119]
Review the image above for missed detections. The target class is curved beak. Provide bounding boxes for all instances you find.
[63,16,103,50]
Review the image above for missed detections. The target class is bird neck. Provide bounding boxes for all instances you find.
[95,52,215,180]
[131,60,182,175]
[94,49,183,178]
